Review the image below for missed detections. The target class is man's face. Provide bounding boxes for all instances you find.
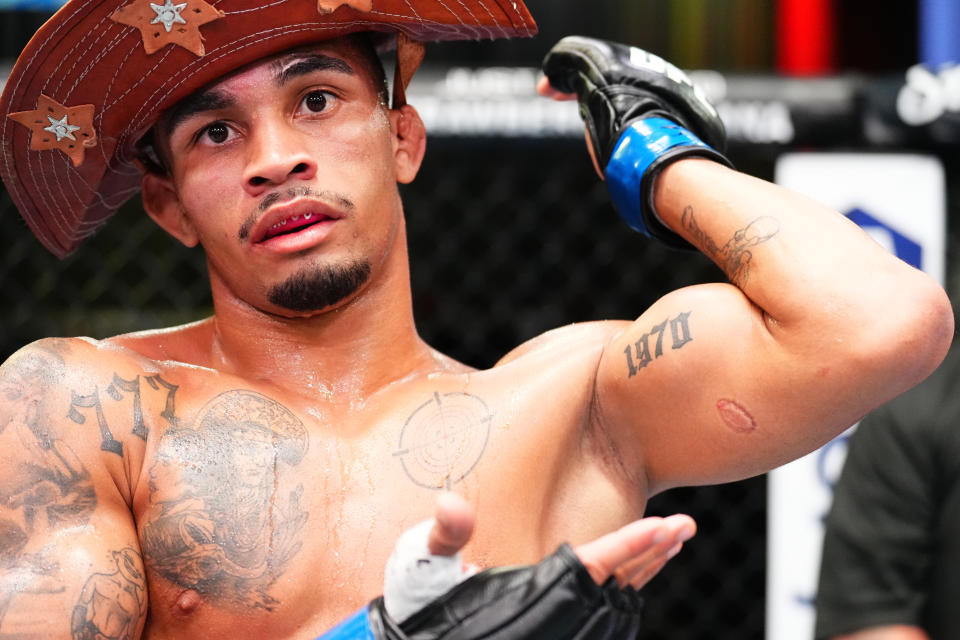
[153,36,408,317]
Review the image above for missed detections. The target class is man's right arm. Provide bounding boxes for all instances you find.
[541,37,953,492]
[0,339,147,639]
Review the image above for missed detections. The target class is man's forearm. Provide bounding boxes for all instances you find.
[653,158,951,375]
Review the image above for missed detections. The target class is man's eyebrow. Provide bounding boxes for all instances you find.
[160,54,354,136]
[164,89,234,136]
[274,53,355,86]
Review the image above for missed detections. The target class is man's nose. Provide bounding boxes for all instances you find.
[242,121,317,195]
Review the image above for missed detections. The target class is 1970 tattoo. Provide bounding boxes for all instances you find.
[624,311,693,377]
[141,390,309,610]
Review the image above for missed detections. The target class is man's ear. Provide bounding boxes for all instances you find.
[141,172,199,248]
[389,104,426,184]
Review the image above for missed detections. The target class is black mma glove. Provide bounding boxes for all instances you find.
[317,544,644,640]
[542,36,731,248]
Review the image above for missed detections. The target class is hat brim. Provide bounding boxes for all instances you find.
[0,0,536,257]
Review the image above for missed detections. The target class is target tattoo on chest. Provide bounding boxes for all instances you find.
[393,391,493,490]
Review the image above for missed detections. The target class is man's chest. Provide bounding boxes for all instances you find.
[125,367,605,638]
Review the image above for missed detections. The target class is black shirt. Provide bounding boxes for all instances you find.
[815,344,960,639]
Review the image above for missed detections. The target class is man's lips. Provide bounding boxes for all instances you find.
[249,199,343,245]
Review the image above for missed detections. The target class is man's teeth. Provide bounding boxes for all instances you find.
[270,212,315,231]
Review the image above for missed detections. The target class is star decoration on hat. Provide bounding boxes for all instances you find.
[44,114,81,142]
[111,0,225,56]
[151,0,188,32]
[317,0,373,13]
[7,94,97,167]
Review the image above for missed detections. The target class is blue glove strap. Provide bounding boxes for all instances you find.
[604,117,711,236]
[314,607,376,640]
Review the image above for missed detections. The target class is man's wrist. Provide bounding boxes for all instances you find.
[604,118,707,236]
[603,119,730,249]
[314,608,375,640]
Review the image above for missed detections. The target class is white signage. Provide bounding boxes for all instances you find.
[767,152,946,640]
[897,63,960,126]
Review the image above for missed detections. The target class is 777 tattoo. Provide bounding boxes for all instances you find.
[67,373,179,456]
[623,311,693,377]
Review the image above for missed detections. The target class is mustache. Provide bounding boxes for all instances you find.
[238,187,355,241]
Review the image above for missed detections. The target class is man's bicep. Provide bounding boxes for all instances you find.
[0,506,147,638]
[595,282,865,494]
[0,341,148,638]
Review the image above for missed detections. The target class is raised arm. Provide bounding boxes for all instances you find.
[627,158,950,489]
[542,37,953,493]
[0,340,147,639]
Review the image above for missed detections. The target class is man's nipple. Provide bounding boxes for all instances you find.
[174,589,203,615]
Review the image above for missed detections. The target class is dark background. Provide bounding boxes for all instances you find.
[2,2,957,638]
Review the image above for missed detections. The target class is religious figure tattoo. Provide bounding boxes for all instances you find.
[393,391,492,489]
[681,206,780,287]
[624,311,693,377]
[71,547,146,640]
[140,390,309,610]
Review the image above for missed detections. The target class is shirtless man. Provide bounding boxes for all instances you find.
[0,1,952,638]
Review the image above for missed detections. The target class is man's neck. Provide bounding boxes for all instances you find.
[204,254,442,403]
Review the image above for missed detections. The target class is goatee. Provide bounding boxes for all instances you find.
[268,260,372,312]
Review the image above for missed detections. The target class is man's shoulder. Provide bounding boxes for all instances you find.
[493,320,630,368]
[102,318,213,365]
[4,335,160,379]
[0,335,189,431]
[4,336,112,378]
[0,338,149,478]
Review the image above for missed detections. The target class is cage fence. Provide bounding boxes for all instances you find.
[3,9,960,636]
[0,137,810,640]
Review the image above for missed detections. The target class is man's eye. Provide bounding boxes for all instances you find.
[201,123,231,144]
[303,91,332,113]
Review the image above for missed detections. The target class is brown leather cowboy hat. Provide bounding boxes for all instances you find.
[0,0,536,258]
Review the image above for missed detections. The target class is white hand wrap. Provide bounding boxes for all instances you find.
[382,518,475,623]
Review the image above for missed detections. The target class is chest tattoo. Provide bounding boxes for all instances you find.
[141,390,309,610]
[393,391,493,490]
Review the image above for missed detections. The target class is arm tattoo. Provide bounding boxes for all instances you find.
[140,390,309,610]
[393,392,492,490]
[71,548,146,640]
[69,373,180,456]
[0,348,97,529]
[624,311,693,377]
[68,389,123,456]
[0,551,68,631]
[0,346,96,631]
[681,206,780,287]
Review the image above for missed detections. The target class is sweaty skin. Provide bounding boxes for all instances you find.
[0,36,952,640]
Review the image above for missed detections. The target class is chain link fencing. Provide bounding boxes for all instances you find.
[2,133,958,639]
